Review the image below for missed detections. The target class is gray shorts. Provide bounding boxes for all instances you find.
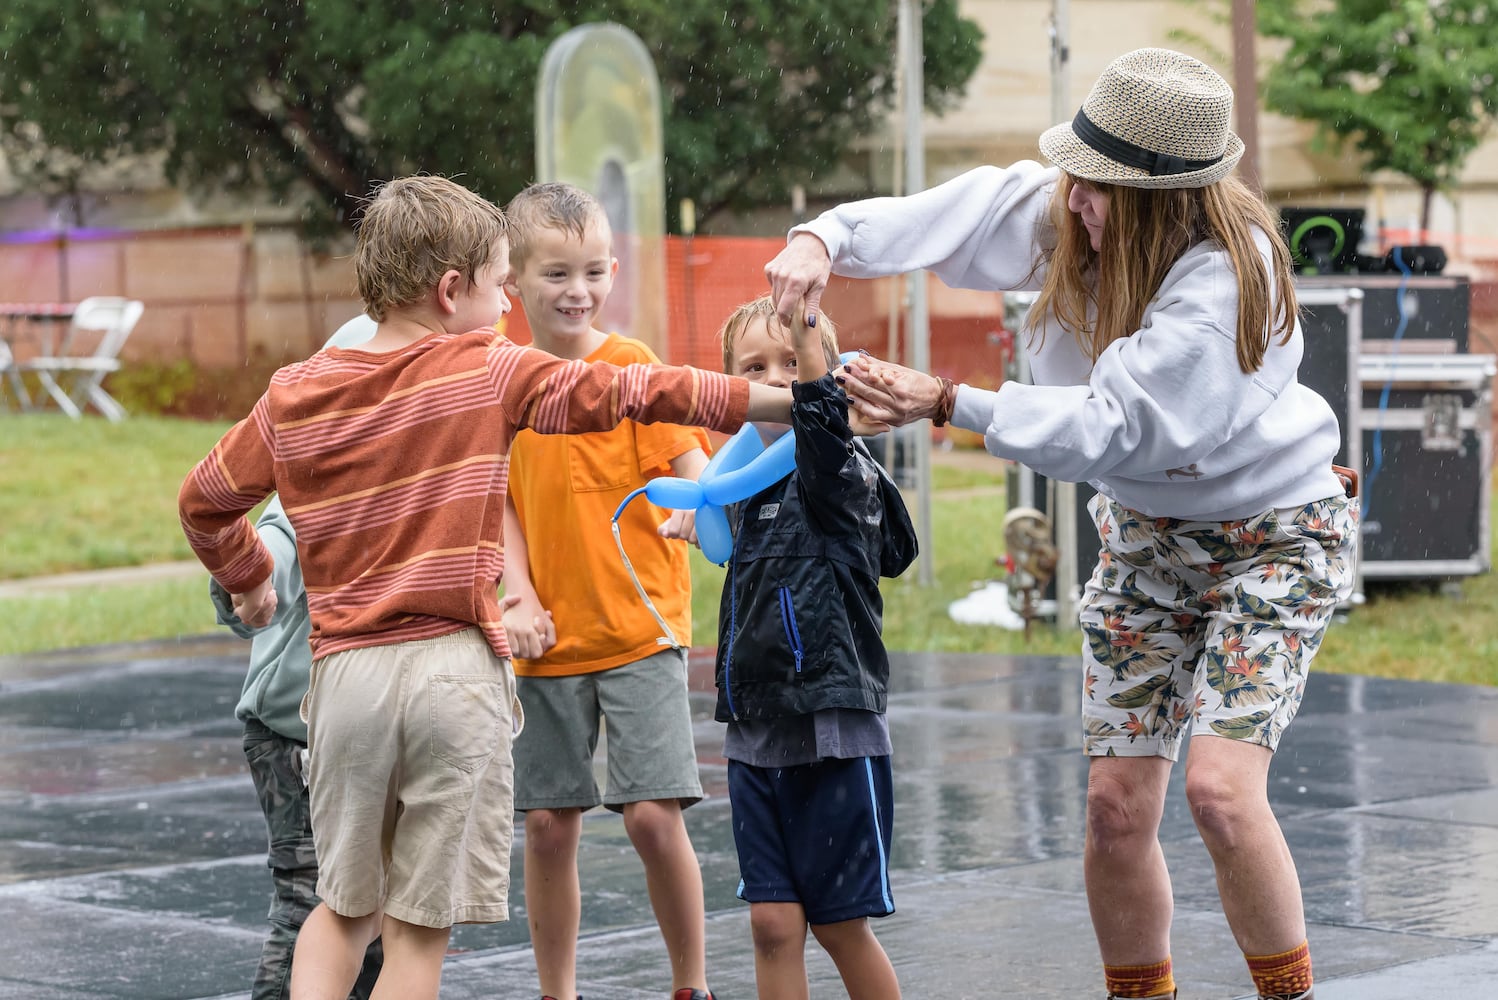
[513,647,704,812]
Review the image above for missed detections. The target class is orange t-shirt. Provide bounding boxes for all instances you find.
[507,333,711,676]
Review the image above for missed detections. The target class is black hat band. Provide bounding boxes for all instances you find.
[1072,107,1224,177]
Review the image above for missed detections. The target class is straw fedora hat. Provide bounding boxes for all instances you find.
[1039,47,1244,189]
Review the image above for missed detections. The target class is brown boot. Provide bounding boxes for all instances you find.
[1107,993,1175,1000]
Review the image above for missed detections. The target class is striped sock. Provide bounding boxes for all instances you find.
[1104,957,1175,998]
[1246,939,1313,998]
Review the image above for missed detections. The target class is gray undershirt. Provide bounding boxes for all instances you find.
[722,708,891,767]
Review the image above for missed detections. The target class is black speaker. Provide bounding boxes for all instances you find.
[1386,245,1447,275]
[1281,207,1365,275]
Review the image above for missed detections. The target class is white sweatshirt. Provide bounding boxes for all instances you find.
[796,161,1346,521]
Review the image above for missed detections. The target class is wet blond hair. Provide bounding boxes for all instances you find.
[354,175,508,322]
[505,181,611,269]
[1029,173,1296,374]
[718,295,840,375]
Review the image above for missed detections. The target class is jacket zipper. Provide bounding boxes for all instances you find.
[725,552,740,718]
[777,586,805,673]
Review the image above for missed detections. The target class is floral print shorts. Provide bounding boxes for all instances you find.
[1079,492,1358,760]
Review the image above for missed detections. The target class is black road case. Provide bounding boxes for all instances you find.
[1359,354,1495,579]
[1298,274,1470,353]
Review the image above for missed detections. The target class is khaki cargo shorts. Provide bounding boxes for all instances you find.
[302,628,523,927]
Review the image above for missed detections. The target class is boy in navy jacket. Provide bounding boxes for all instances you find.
[713,295,917,1000]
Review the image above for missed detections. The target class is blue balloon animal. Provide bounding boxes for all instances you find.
[623,425,795,565]
[613,353,858,566]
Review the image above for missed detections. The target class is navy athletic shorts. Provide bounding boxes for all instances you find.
[727,755,895,925]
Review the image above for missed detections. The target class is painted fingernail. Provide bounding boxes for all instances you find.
[807,313,817,327]
[835,375,847,385]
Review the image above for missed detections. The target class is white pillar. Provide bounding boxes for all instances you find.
[1050,0,1070,124]
[898,0,934,585]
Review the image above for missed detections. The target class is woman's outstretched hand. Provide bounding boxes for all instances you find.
[765,233,832,331]
[838,354,944,428]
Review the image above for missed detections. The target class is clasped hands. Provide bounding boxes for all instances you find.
[837,354,948,430]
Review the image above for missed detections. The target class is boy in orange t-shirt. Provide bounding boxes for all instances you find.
[499,182,717,1000]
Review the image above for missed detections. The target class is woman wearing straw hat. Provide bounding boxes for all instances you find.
[764,48,1356,1000]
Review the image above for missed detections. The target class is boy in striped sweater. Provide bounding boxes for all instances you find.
[178,175,793,1000]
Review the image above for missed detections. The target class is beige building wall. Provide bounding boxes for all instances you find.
[919,1,1222,182]
[4,1,1497,369]
[909,0,1498,271]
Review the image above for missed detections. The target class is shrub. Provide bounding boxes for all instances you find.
[109,350,297,421]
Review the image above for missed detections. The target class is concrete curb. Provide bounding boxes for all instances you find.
[0,560,205,598]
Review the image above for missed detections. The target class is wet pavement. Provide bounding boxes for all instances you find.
[0,635,1494,999]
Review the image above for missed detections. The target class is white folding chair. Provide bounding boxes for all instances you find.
[17,297,144,421]
[0,338,22,412]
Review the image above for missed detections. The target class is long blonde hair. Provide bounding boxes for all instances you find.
[1029,173,1296,374]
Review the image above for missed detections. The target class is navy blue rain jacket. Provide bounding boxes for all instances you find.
[714,373,918,722]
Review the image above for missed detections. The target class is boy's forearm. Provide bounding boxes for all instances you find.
[511,353,751,437]
[744,382,793,423]
[668,447,710,481]
[178,415,279,593]
[179,474,273,593]
[500,498,537,595]
[792,319,828,381]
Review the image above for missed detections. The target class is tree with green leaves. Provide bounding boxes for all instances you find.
[0,1,981,234]
[1256,0,1498,233]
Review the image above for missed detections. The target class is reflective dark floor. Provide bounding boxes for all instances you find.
[0,636,1494,999]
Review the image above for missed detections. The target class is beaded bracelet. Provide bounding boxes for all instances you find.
[932,376,958,427]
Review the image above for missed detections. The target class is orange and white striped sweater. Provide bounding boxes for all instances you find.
[179,329,748,661]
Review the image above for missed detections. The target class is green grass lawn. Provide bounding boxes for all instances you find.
[2,412,1495,688]
[1,414,231,578]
